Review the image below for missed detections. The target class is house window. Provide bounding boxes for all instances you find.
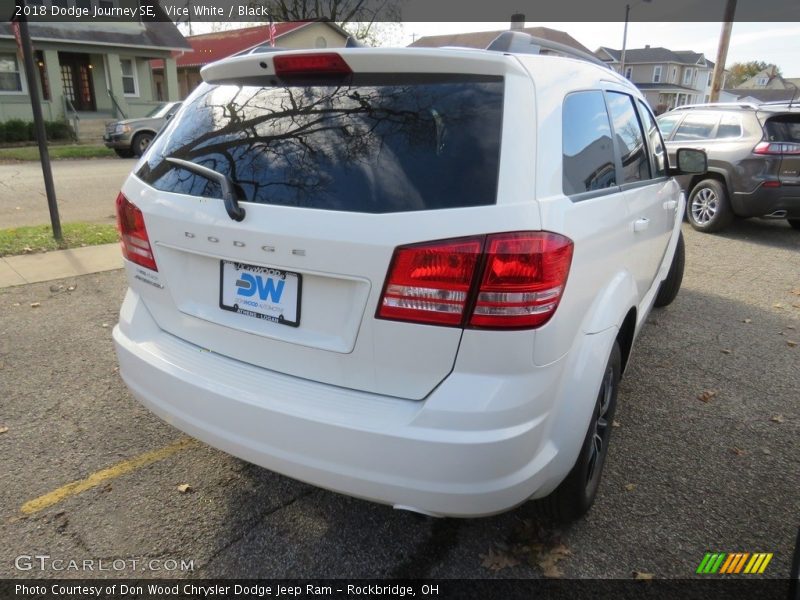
[757,76,768,86]
[683,68,693,85]
[653,66,662,83]
[671,66,677,82]
[624,66,632,80]
[0,52,25,94]
[120,58,138,96]
[707,72,713,87]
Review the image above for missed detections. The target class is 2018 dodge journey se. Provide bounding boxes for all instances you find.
[112,33,706,520]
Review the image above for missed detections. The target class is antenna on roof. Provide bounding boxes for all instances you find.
[486,31,611,70]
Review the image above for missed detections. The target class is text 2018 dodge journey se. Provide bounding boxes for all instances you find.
[113,33,706,520]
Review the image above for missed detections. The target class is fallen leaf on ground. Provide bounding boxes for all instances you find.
[742,318,752,324]
[697,390,718,402]
[633,571,654,580]
[480,548,519,571]
[30,302,41,308]
[793,304,800,309]
[787,340,797,348]
[773,303,785,309]
[625,483,637,492]
[720,348,732,354]
[0,426,8,434]
[771,415,786,424]
[730,447,746,456]
[538,544,571,578]
[176,483,193,494]
[786,325,796,330]
[791,289,800,296]
[612,420,621,428]
[67,285,76,292]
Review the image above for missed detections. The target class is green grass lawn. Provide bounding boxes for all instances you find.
[0,223,118,257]
[0,144,115,161]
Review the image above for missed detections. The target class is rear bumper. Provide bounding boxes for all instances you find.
[731,184,800,218]
[113,288,610,517]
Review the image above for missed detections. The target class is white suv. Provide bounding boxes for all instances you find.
[113,33,705,520]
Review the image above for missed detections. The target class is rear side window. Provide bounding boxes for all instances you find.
[137,75,504,213]
[673,113,720,141]
[656,113,682,137]
[606,92,650,184]
[562,91,616,195]
[716,114,742,138]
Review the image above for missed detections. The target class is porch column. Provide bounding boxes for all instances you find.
[163,57,180,101]
[105,53,131,118]
[42,49,64,118]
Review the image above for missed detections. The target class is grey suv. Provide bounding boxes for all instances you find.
[657,103,800,232]
[104,102,182,158]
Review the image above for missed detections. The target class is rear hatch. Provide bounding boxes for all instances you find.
[121,49,532,400]
[760,111,800,186]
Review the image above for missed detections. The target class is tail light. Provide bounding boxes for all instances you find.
[116,192,157,271]
[377,232,573,330]
[273,53,352,78]
[754,141,800,155]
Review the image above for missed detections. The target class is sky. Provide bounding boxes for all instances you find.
[395,22,800,77]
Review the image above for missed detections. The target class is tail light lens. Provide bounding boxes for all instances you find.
[273,53,352,78]
[377,232,573,329]
[754,141,800,155]
[470,232,573,329]
[116,192,157,271]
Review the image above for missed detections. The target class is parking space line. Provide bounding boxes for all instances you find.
[21,437,197,515]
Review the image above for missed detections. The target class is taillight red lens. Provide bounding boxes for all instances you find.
[115,192,157,271]
[754,141,800,155]
[376,232,574,329]
[273,53,352,77]
[377,237,482,326]
[470,232,573,329]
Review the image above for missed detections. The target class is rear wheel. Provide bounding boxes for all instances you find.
[654,231,685,308]
[132,132,153,157]
[534,341,621,523]
[687,179,734,233]
[788,219,800,230]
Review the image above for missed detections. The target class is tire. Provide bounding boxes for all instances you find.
[687,178,734,233]
[788,219,800,231]
[114,148,135,158]
[534,341,622,523]
[132,132,154,157]
[654,231,685,308]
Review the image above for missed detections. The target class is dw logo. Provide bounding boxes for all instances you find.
[235,273,285,303]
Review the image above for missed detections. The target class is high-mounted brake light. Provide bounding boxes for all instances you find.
[754,141,800,155]
[377,232,574,329]
[273,53,352,77]
[116,192,157,271]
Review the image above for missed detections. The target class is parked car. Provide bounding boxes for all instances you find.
[657,102,800,232]
[112,34,705,520]
[104,102,182,158]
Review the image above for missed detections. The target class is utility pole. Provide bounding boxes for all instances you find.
[16,13,62,241]
[710,0,737,103]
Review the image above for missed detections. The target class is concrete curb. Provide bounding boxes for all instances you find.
[0,243,122,289]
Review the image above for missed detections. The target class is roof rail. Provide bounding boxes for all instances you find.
[676,102,760,110]
[758,100,800,108]
[486,31,611,70]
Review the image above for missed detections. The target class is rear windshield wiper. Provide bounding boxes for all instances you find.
[165,157,246,222]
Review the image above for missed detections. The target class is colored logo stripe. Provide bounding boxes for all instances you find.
[697,552,773,575]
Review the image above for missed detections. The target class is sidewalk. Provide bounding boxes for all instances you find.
[0,243,122,288]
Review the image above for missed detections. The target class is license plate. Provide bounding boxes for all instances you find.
[219,260,301,327]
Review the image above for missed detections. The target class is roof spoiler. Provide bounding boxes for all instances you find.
[486,31,611,70]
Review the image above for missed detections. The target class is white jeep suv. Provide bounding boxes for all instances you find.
[113,33,704,520]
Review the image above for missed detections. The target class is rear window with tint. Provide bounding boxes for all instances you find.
[765,114,800,142]
[136,75,504,213]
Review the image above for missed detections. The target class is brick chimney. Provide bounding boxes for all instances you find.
[510,14,525,31]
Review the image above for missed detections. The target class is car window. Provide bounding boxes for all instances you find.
[606,92,650,184]
[765,114,800,142]
[562,90,617,195]
[638,100,666,177]
[656,113,682,138]
[137,75,505,214]
[673,113,720,141]
[716,114,742,139]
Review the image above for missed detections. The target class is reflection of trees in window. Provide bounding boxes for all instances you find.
[139,77,503,213]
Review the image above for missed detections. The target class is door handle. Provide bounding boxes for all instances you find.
[663,199,677,210]
[633,218,650,232]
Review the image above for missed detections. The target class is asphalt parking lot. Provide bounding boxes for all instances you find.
[1,220,798,580]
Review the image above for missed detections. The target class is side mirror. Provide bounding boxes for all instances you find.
[671,148,707,175]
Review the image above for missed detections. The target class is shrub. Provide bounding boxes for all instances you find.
[46,120,74,141]
[4,119,30,143]
[0,122,5,144]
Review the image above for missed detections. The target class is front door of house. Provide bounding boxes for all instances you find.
[59,53,95,112]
